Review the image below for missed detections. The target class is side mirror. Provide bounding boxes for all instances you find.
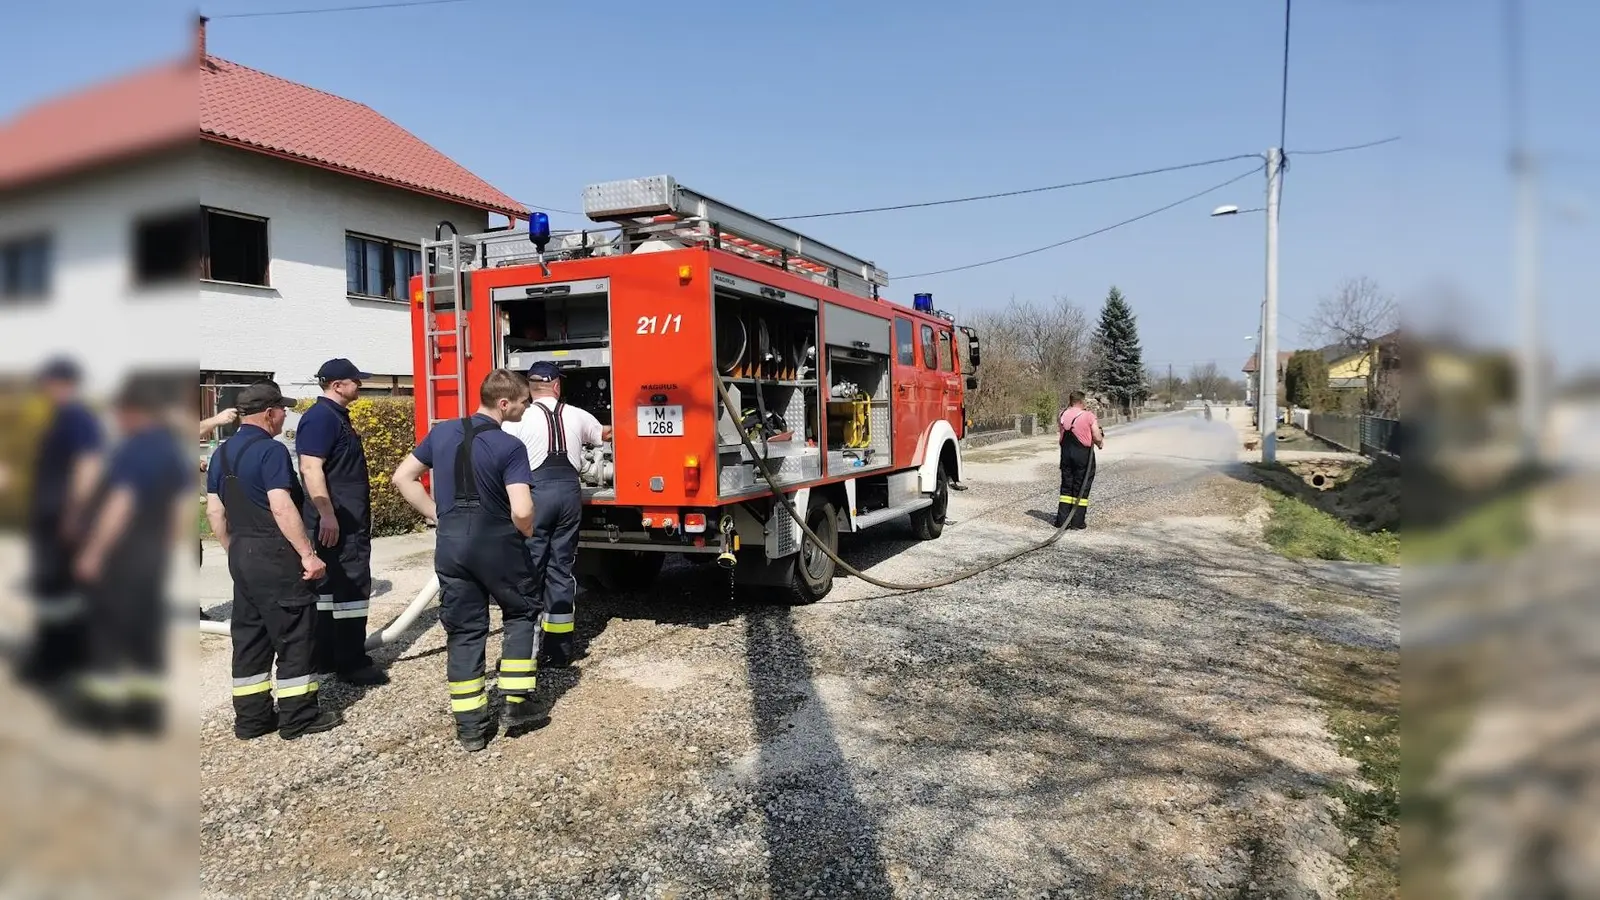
[965,375,979,391]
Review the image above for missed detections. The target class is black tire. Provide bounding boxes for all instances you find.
[910,465,950,540]
[784,498,838,604]
[596,550,664,593]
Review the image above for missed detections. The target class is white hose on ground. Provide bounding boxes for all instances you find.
[197,573,443,651]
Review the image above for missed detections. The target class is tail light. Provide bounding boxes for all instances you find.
[684,454,701,493]
[684,513,707,534]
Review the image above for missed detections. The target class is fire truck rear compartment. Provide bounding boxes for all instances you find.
[491,279,616,497]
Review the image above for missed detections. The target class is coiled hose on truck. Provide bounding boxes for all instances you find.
[714,375,1096,594]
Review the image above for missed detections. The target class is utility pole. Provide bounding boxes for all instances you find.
[1260,147,1283,464]
[1168,363,1174,409]
[1507,0,1542,465]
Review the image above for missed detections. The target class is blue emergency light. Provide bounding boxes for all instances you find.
[913,292,933,312]
[529,211,551,252]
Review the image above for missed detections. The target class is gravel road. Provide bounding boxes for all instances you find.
[194,410,1397,899]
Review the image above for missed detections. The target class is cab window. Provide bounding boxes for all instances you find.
[895,317,915,365]
[937,330,953,372]
[921,324,937,370]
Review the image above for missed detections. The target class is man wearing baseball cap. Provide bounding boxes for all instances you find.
[502,361,611,669]
[297,358,387,687]
[206,380,341,741]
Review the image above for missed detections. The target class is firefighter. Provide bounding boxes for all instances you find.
[297,358,388,687]
[501,361,611,668]
[390,368,542,752]
[1054,391,1104,530]
[68,375,191,732]
[206,381,342,741]
[17,357,103,691]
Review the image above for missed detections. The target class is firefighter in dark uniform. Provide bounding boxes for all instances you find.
[18,357,103,690]
[69,375,191,733]
[297,358,387,686]
[391,368,541,752]
[501,361,611,667]
[1054,391,1104,530]
[206,381,342,741]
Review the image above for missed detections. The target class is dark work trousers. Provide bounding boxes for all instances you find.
[80,503,170,717]
[22,516,86,684]
[303,411,375,680]
[435,419,539,740]
[525,402,582,664]
[219,435,324,738]
[1056,430,1095,530]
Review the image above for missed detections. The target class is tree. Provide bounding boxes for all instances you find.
[1284,349,1330,409]
[1085,286,1146,415]
[1188,361,1227,401]
[1304,276,1401,413]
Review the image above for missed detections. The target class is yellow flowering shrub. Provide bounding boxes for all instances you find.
[347,397,425,537]
[0,391,53,528]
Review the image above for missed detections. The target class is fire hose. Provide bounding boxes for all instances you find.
[200,574,443,650]
[714,375,1095,594]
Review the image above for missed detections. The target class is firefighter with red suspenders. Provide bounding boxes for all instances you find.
[1055,391,1104,530]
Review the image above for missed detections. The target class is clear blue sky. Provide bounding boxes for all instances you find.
[5,0,1596,378]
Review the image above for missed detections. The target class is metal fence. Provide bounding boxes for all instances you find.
[1304,412,1401,459]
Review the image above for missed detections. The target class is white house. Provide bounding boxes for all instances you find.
[0,18,527,438]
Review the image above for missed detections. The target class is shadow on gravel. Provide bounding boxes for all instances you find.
[746,606,893,899]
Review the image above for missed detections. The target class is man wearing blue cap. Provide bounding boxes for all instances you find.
[502,361,611,668]
[17,357,103,689]
[296,358,387,686]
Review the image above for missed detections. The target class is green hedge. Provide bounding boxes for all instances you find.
[290,396,424,538]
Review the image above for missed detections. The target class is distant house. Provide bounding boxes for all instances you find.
[0,16,528,440]
[1319,330,1401,408]
[1240,350,1293,405]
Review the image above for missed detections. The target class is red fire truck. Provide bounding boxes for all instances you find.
[410,176,981,602]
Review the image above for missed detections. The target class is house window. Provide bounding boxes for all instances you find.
[356,375,414,398]
[201,370,273,443]
[346,233,422,301]
[0,233,52,301]
[202,207,269,286]
[920,324,937,370]
[936,330,953,372]
[134,209,200,286]
[894,317,915,366]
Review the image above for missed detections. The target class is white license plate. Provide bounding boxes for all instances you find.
[636,405,684,437]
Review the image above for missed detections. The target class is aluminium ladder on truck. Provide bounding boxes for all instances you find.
[419,227,475,430]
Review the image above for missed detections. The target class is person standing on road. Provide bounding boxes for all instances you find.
[206,381,342,741]
[296,358,388,687]
[18,357,104,691]
[391,369,542,752]
[501,361,611,669]
[1055,391,1104,530]
[69,375,192,733]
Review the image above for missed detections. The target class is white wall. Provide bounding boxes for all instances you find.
[0,151,197,397]
[198,143,488,398]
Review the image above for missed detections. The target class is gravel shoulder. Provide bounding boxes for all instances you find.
[192,412,1398,899]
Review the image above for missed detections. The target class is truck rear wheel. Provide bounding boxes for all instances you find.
[784,499,838,604]
[910,465,950,540]
[596,550,664,593]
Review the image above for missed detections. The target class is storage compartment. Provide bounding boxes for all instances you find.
[823,350,892,473]
[491,278,616,497]
[713,285,822,497]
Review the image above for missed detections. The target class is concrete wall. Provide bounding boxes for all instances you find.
[198,143,488,398]
[0,152,197,396]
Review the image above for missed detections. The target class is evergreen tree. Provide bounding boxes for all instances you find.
[1086,286,1146,414]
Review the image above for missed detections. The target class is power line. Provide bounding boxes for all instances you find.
[771,154,1264,221]
[1288,136,1401,156]
[520,201,583,216]
[209,0,489,19]
[893,163,1264,280]
[1278,0,1294,151]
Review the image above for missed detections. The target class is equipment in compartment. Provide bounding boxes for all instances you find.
[559,367,613,424]
[826,396,871,449]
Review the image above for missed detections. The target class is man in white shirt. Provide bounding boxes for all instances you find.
[501,362,612,668]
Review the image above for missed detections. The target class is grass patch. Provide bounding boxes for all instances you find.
[1264,492,1399,564]
[1300,639,1399,899]
[1403,489,1532,565]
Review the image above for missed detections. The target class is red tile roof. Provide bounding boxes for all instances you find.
[0,53,526,219]
[1241,350,1294,373]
